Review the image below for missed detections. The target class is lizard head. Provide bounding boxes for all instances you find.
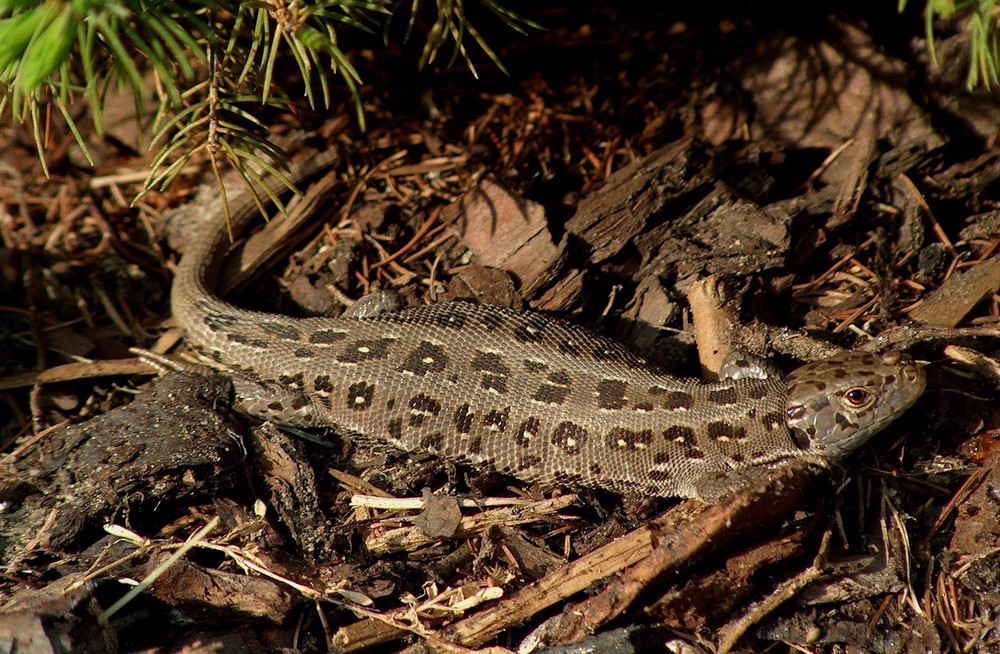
[784,350,925,460]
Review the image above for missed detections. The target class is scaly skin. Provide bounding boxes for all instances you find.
[171,155,926,501]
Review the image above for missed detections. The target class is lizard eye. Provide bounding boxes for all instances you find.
[844,388,871,407]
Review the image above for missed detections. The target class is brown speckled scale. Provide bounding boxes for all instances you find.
[170,155,926,501]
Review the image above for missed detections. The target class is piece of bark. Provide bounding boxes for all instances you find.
[141,554,295,624]
[648,521,812,630]
[1,372,244,562]
[948,443,1000,606]
[441,264,523,309]
[634,187,790,291]
[564,138,704,266]
[0,588,116,654]
[909,255,1000,327]
[249,422,337,562]
[446,179,580,307]
[536,458,832,648]
[413,488,463,539]
[392,459,833,653]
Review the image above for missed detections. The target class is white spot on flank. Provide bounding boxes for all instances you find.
[422,357,434,364]
[566,437,577,448]
[358,346,370,354]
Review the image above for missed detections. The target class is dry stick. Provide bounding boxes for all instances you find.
[896,173,958,257]
[339,150,408,223]
[715,528,834,654]
[539,459,823,648]
[386,462,823,652]
[687,275,740,377]
[371,207,444,270]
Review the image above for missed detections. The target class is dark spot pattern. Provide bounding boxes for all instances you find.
[260,321,301,341]
[310,329,348,344]
[314,375,333,394]
[589,462,603,475]
[787,405,807,422]
[532,371,572,405]
[790,427,810,449]
[433,311,467,329]
[420,432,445,451]
[518,454,542,470]
[663,426,704,459]
[484,407,510,433]
[653,452,671,464]
[532,385,568,405]
[294,347,315,359]
[468,435,483,454]
[761,412,784,431]
[347,381,375,410]
[388,417,403,440]
[267,401,284,412]
[596,379,628,410]
[454,404,474,434]
[290,395,310,410]
[551,422,588,454]
[203,313,238,332]
[559,339,582,356]
[709,387,738,406]
[472,351,511,394]
[513,315,549,343]
[398,341,449,376]
[649,469,672,481]
[707,421,748,441]
[748,385,768,399]
[515,417,542,447]
[553,471,584,485]
[834,413,855,429]
[523,359,548,372]
[663,425,696,445]
[592,345,619,361]
[662,391,694,411]
[338,338,396,363]
[479,312,504,330]
[633,402,654,412]
[408,393,443,426]
[606,427,654,451]
[278,372,305,389]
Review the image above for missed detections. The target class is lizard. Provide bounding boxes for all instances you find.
[169,152,926,502]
